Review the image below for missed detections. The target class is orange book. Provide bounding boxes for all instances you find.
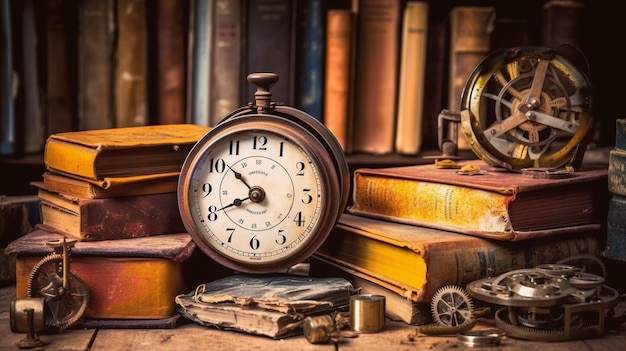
[351,0,400,155]
[44,124,210,181]
[314,213,602,303]
[323,9,355,153]
[6,230,197,320]
[41,171,179,199]
[348,160,609,240]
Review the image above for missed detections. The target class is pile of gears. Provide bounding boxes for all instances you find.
[429,256,622,342]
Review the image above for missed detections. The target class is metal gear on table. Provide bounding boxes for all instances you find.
[27,254,90,330]
[431,285,475,327]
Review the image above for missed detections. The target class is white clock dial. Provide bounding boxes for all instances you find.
[184,126,327,268]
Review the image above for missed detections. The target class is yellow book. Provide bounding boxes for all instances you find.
[315,213,602,303]
[44,124,210,180]
[348,160,608,240]
[42,171,179,198]
[395,1,428,155]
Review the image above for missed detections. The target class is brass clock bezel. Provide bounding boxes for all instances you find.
[460,46,595,172]
[178,101,349,274]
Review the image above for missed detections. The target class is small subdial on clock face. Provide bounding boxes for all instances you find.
[217,156,295,231]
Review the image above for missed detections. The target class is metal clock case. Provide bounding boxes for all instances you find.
[460,46,595,172]
[178,73,350,274]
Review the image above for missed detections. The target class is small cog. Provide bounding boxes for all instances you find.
[28,254,90,330]
[431,285,474,326]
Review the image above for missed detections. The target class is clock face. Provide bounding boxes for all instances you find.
[178,116,339,273]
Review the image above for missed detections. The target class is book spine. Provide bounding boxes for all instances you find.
[394,1,428,155]
[541,0,585,50]
[295,0,325,121]
[45,0,77,135]
[44,139,99,180]
[16,0,45,154]
[604,194,626,261]
[447,6,495,150]
[0,0,13,155]
[186,0,211,126]
[348,171,514,235]
[209,0,243,126]
[154,0,187,125]
[323,9,354,153]
[245,0,296,106]
[608,148,626,197]
[77,0,115,130]
[421,17,446,151]
[116,0,149,128]
[351,0,401,155]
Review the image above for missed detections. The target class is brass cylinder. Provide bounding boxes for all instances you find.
[10,297,46,333]
[350,294,385,333]
[302,314,336,344]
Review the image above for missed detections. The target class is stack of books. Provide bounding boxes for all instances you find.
[5,124,235,328]
[310,159,610,325]
[605,118,626,262]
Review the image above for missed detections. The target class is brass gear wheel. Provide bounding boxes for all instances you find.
[431,285,474,327]
[28,253,90,330]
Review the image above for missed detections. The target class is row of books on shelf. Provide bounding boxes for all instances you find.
[1,0,587,157]
[3,123,612,334]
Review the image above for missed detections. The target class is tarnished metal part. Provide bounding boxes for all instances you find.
[459,46,595,172]
[466,262,619,341]
[27,238,89,331]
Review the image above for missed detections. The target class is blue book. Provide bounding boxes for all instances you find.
[295,0,326,121]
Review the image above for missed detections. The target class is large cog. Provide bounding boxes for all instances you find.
[431,285,474,327]
[28,254,90,330]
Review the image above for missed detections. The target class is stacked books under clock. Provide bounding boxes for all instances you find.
[5,124,235,329]
[310,159,611,326]
[603,118,626,288]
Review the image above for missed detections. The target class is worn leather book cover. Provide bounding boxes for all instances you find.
[175,275,355,339]
[33,182,185,241]
[6,230,199,320]
[154,0,187,125]
[314,213,602,303]
[42,171,179,199]
[348,160,609,240]
[44,124,210,180]
[115,0,148,127]
[77,0,115,131]
[351,0,400,155]
[323,9,355,153]
[395,1,429,155]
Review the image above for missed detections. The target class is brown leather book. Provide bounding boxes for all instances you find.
[351,0,401,155]
[323,9,355,153]
[115,0,148,127]
[33,182,185,241]
[154,0,187,125]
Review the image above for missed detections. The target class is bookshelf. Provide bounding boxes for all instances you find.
[0,0,619,196]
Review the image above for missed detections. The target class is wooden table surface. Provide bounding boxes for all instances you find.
[1,284,626,351]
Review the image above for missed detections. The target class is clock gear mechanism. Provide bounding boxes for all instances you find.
[443,45,595,172]
[26,238,90,331]
[178,73,350,274]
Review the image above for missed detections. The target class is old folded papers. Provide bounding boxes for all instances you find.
[175,275,356,339]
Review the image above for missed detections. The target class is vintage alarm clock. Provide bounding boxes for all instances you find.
[459,45,595,172]
[177,73,350,273]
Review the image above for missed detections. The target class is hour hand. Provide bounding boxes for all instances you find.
[217,197,250,212]
[226,164,252,189]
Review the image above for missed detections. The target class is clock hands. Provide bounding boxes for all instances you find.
[226,164,252,189]
[217,196,250,212]
[219,164,267,212]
